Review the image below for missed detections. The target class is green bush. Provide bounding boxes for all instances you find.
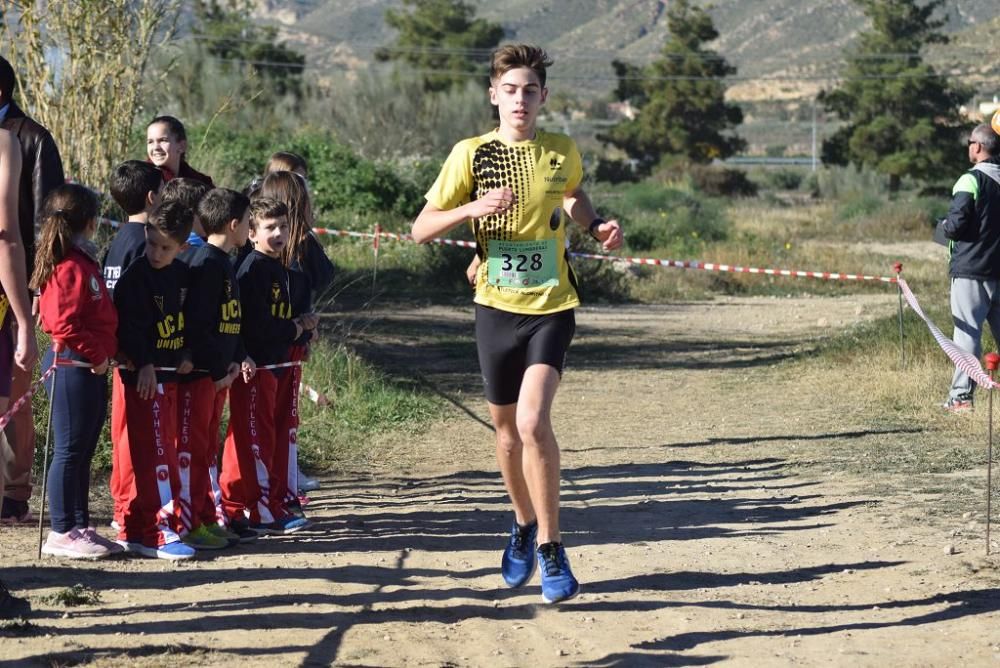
[688,165,758,197]
[594,157,639,184]
[836,192,885,221]
[296,138,423,220]
[764,168,805,191]
[613,182,730,253]
[189,128,433,221]
[813,164,887,200]
[852,196,949,241]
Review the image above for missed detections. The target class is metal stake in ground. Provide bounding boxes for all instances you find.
[986,352,1000,556]
[36,362,58,560]
[893,262,905,369]
[372,223,381,299]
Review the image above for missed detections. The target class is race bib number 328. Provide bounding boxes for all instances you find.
[487,239,559,289]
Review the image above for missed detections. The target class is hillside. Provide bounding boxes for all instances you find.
[254,0,1000,102]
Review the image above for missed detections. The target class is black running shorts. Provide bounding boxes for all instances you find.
[474,304,575,405]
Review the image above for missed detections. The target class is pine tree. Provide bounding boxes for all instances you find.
[600,0,744,173]
[819,0,971,192]
[376,0,504,93]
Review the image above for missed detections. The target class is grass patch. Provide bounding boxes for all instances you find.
[41,584,103,607]
[767,291,998,522]
[296,339,440,471]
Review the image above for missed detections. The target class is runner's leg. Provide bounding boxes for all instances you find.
[488,402,535,526]
[514,363,562,544]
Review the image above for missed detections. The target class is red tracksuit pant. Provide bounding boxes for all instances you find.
[272,346,305,509]
[118,382,185,547]
[220,370,279,525]
[177,377,228,530]
[109,369,134,529]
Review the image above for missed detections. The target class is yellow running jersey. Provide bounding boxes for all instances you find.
[425,129,584,315]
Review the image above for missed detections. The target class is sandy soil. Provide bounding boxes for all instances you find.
[3,293,1000,667]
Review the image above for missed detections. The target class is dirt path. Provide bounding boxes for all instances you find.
[3,294,1000,667]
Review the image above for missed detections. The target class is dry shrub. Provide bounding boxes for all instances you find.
[0,0,180,188]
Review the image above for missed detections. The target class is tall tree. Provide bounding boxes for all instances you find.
[600,0,744,173]
[819,0,971,192]
[376,0,504,93]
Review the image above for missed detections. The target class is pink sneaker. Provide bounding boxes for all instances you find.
[41,529,110,560]
[84,527,125,555]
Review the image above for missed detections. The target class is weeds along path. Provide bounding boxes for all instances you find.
[6,293,1000,666]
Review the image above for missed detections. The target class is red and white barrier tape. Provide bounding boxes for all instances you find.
[313,227,478,249]
[0,359,329,431]
[56,359,302,372]
[311,226,900,283]
[55,358,330,404]
[568,251,899,283]
[101,216,896,283]
[100,216,899,283]
[0,362,56,429]
[299,382,330,406]
[897,277,1000,390]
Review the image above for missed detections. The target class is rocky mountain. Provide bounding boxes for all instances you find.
[253,0,1000,102]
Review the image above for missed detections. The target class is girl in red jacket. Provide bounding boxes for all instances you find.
[31,184,119,559]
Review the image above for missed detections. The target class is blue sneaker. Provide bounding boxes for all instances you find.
[122,540,195,561]
[537,542,579,604]
[156,540,196,560]
[501,520,537,587]
[255,515,310,536]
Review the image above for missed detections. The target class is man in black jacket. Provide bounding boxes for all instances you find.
[0,56,64,521]
[937,123,1000,412]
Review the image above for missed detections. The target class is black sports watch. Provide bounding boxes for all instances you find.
[588,217,605,241]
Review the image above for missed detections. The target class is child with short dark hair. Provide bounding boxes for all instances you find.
[160,177,212,260]
[113,199,196,559]
[104,159,163,535]
[178,188,256,547]
[104,160,163,295]
[220,197,312,535]
[32,184,119,559]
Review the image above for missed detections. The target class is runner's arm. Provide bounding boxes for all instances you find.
[562,187,623,251]
[0,132,37,370]
[411,189,515,244]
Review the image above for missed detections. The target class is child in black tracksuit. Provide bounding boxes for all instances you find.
[254,169,331,505]
[113,200,195,560]
[177,188,256,549]
[219,198,315,535]
[104,160,163,533]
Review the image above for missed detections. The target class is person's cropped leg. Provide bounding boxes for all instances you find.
[950,277,990,401]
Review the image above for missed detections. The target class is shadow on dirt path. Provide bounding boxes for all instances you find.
[4,295,1000,666]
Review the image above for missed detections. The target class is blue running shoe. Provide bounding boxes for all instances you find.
[537,542,579,604]
[124,540,196,561]
[155,541,196,561]
[501,520,537,587]
[255,515,310,536]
